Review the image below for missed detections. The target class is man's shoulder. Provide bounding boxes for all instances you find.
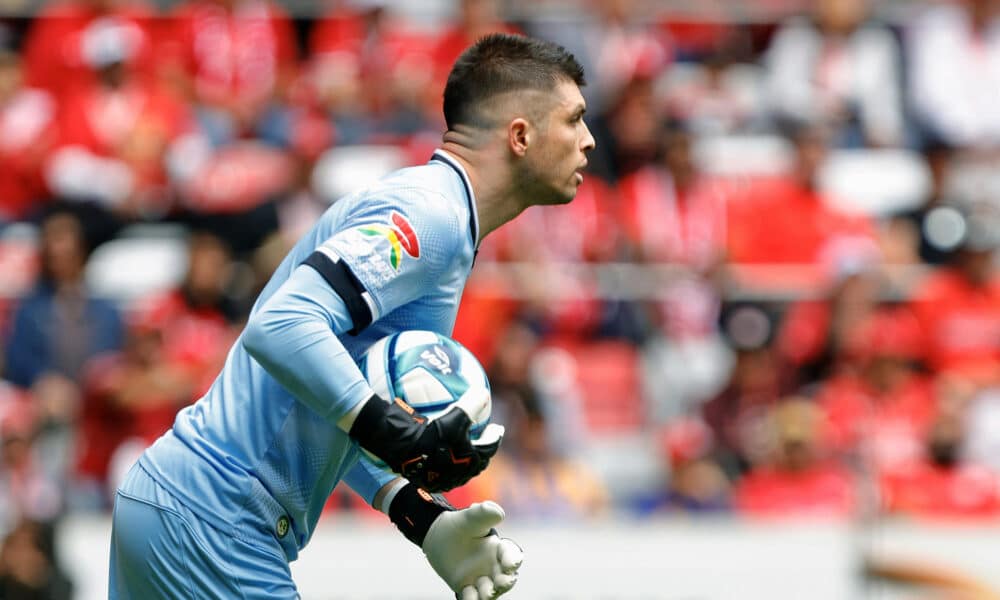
[341,164,465,230]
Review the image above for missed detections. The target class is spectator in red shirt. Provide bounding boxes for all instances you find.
[130,230,241,395]
[76,230,238,500]
[308,1,438,144]
[618,123,729,270]
[21,0,159,101]
[726,122,878,267]
[880,412,1000,520]
[814,307,937,472]
[46,22,192,220]
[909,204,1000,384]
[733,397,857,518]
[777,263,883,385]
[162,0,298,144]
[0,35,58,223]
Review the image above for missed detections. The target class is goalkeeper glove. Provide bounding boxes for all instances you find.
[349,389,503,492]
[388,483,523,599]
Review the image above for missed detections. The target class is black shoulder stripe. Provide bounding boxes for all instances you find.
[302,251,373,335]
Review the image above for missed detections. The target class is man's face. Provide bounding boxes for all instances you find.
[524,80,595,205]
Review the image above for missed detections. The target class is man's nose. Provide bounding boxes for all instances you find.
[582,122,596,152]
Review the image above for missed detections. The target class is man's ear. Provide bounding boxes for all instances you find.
[508,118,530,157]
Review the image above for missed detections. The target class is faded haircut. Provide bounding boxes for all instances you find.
[443,33,586,130]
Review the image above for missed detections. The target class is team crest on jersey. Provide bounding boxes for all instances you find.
[359,212,420,271]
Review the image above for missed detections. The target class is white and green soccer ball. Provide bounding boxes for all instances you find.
[358,330,495,469]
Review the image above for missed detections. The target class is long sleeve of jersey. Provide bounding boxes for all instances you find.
[345,454,402,508]
[243,264,374,426]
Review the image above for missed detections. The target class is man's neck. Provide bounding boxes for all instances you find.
[439,138,526,244]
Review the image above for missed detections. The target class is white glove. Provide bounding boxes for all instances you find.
[422,501,523,599]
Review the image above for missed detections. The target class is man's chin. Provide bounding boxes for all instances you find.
[552,183,581,205]
[532,184,577,206]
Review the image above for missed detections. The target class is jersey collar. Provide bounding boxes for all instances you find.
[430,149,480,250]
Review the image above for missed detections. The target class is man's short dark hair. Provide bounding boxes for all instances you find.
[443,33,586,130]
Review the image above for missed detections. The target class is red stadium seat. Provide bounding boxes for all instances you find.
[544,339,645,434]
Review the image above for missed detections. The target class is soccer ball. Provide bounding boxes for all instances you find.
[357,330,492,468]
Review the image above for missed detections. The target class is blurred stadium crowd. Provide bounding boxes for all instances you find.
[5,0,1000,594]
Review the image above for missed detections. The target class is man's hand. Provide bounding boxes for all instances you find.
[349,389,503,492]
[423,502,523,600]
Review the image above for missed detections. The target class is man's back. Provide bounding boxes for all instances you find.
[139,151,479,560]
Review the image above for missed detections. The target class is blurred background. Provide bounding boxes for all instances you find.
[2,0,1000,598]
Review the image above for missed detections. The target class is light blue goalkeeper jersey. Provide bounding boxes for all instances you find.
[138,150,479,561]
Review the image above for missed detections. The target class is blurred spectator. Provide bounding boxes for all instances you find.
[587,74,662,182]
[763,0,905,148]
[483,319,542,430]
[908,204,1000,384]
[618,123,729,270]
[162,0,298,145]
[45,21,192,220]
[0,34,58,223]
[907,0,1000,148]
[21,0,158,101]
[880,412,1000,519]
[632,417,731,515]
[77,319,197,505]
[3,208,123,391]
[0,519,73,600]
[725,122,878,266]
[133,230,241,379]
[776,262,883,385]
[466,394,608,520]
[431,0,520,91]
[76,231,238,503]
[3,209,123,484]
[621,123,734,419]
[308,1,438,145]
[702,304,787,477]
[541,0,671,114]
[733,397,857,518]
[660,29,767,137]
[0,391,62,533]
[813,306,937,471]
[888,139,961,266]
[477,175,619,339]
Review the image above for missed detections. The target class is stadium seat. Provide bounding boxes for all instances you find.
[311,145,409,203]
[817,148,931,217]
[0,223,39,301]
[84,234,188,305]
[543,339,645,435]
[693,133,795,177]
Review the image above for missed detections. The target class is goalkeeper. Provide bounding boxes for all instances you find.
[109,33,595,599]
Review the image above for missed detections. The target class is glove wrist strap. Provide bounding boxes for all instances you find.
[388,483,454,547]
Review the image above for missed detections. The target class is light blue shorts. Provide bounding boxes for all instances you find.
[109,463,299,599]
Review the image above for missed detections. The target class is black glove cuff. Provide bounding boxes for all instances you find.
[388,483,454,547]
[349,395,428,469]
[348,394,391,446]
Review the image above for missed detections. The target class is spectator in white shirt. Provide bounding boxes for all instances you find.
[764,0,905,148]
[907,0,1000,148]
